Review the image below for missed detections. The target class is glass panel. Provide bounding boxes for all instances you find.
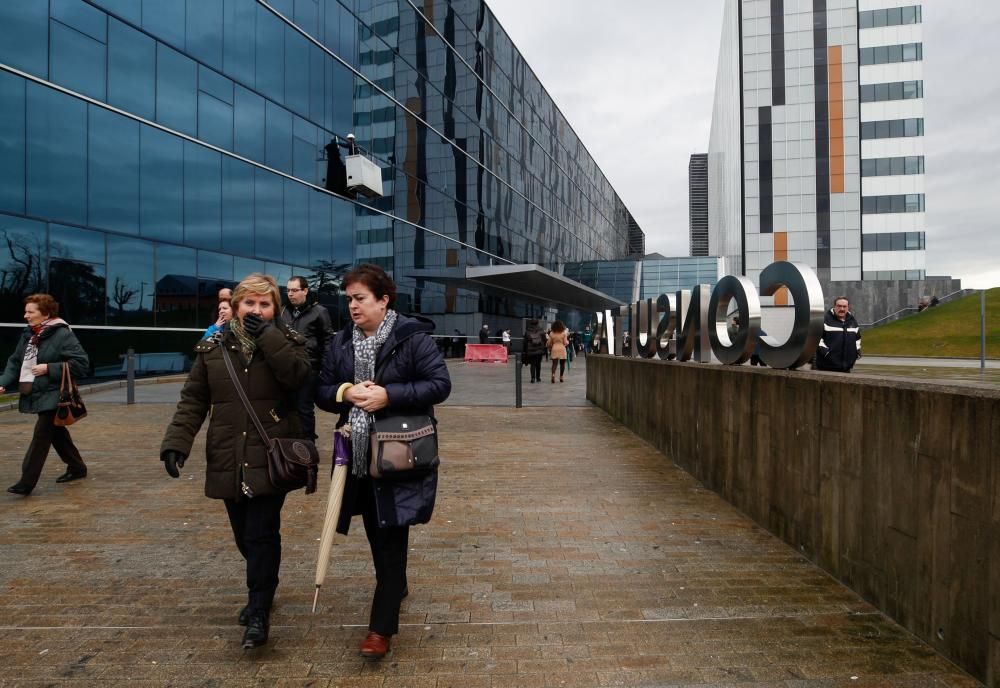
[139,126,184,241]
[183,141,222,249]
[89,106,140,234]
[890,157,905,175]
[108,18,156,119]
[234,86,266,162]
[0,0,49,77]
[235,257,265,279]
[52,0,106,42]
[223,0,256,87]
[862,234,874,252]
[889,82,903,100]
[185,0,223,70]
[887,7,902,26]
[265,261,292,286]
[142,0,185,47]
[0,214,47,321]
[50,20,107,101]
[49,224,106,325]
[254,168,283,260]
[308,190,332,264]
[890,119,905,138]
[873,9,887,27]
[905,232,920,250]
[876,158,891,176]
[154,242,197,327]
[265,101,294,173]
[874,46,888,64]
[283,180,309,267]
[902,6,916,24]
[331,196,353,265]
[903,80,918,98]
[222,156,254,247]
[888,45,902,63]
[197,249,233,279]
[876,196,891,214]
[876,233,890,251]
[156,43,198,136]
[891,195,905,213]
[0,72,26,214]
[106,235,155,324]
[255,4,285,103]
[859,11,873,29]
[904,118,919,137]
[903,43,917,61]
[91,0,141,24]
[876,83,889,100]
[197,92,234,150]
[861,122,875,140]
[27,84,88,225]
[285,25,310,115]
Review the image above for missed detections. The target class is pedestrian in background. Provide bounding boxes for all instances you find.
[1,294,90,496]
[203,299,233,339]
[547,320,569,383]
[815,296,861,373]
[281,276,335,441]
[160,273,312,649]
[522,319,546,383]
[478,323,490,344]
[316,263,451,660]
[501,329,511,352]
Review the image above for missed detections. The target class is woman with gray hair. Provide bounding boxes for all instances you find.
[160,273,311,649]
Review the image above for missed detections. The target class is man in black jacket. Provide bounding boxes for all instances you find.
[281,276,335,439]
[815,296,861,372]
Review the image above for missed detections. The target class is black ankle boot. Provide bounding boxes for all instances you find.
[242,612,269,648]
[238,604,250,626]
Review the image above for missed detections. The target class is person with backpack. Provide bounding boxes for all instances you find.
[522,319,546,383]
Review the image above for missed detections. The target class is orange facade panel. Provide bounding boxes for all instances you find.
[773,232,788,305]
[828,45,845,193]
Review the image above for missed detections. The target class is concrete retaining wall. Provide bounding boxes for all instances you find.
[587,355,1000,686]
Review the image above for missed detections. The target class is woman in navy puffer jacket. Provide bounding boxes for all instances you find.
[316,263,450,660]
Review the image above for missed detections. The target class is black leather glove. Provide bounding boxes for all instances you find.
[161,450,186,478]
[242,313,271,338]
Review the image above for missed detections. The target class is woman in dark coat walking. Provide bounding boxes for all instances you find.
[1,294,89,496]
[316,263,451,659]
[160,273,311,649]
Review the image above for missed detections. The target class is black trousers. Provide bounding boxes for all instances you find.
[224,492,286,614]
[357,480,409,636]
[19,410,87,489]
[550,358,566,378]
[527,354,542,382]
[296,377,318,441]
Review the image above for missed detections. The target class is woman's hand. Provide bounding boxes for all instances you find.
[345,381,389,413]
[31,363,48,376]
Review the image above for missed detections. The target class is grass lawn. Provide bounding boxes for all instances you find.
[863,288,1000,358]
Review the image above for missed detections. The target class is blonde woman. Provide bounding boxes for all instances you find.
[160,273,311,649]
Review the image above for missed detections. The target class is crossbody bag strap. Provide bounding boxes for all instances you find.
[220,345,272,447]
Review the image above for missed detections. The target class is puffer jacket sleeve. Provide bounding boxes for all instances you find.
[161,353,211,458]
[47,329,89,383]
[316,334,352,415]
[255,324,311,392]
[383,332,451,411]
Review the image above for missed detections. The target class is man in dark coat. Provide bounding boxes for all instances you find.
[281,275,335,440]
[815,296,862,373]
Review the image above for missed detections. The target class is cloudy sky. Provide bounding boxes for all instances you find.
[486,0,1000,288]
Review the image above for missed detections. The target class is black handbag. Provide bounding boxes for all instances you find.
[221,346,318,494]
[53,364,87,427]
[369,414,439,479]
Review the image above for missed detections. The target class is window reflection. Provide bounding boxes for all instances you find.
[49,224,106,325]
[0,214,47,321]
[154,242,197,327]
[27,84,88,225]
[107,236,154,324]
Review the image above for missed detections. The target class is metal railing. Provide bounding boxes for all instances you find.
[862,288,972,327]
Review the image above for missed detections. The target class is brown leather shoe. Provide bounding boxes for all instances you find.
[359,631,390,659]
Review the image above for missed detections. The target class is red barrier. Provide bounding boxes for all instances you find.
[464,344,508,363]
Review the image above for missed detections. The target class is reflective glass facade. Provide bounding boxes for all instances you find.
[563,256,724,306]
[0,0,640,364]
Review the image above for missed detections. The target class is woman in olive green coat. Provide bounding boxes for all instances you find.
[160,273,311,650]
[0,294,89,496]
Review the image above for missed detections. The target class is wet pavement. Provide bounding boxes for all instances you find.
[0,358,982,686]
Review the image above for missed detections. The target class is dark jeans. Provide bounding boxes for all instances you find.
[18,410,86,489]
[526,354,542,382]
[358,479,409,636]
[224,492,287,614]
[297,376,318,441]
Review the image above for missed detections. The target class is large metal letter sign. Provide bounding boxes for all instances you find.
[654,293,675,359]
[708,275,761,365]
[674,285,712,362]
[633,298,659,359]
[757,261,825,369]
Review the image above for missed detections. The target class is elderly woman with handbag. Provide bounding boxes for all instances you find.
[1,294,90,496]
[316,263,451,659]
[160,273,312,649]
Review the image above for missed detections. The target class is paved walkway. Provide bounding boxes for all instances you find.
[0,361,981,686]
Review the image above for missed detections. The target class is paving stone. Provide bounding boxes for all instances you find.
[0,361,985,685]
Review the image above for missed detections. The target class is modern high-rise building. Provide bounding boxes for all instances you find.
[707,0,926,287]
[0,0,639,367]
[688,153,709,256]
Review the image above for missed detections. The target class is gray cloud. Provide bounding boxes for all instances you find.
[487,0,1000,287]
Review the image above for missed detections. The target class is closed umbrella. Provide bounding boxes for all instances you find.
[312,427,351,612]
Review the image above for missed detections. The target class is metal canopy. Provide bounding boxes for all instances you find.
[465,264,623,312]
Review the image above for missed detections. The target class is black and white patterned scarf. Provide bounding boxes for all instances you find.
[349,309,397,477]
